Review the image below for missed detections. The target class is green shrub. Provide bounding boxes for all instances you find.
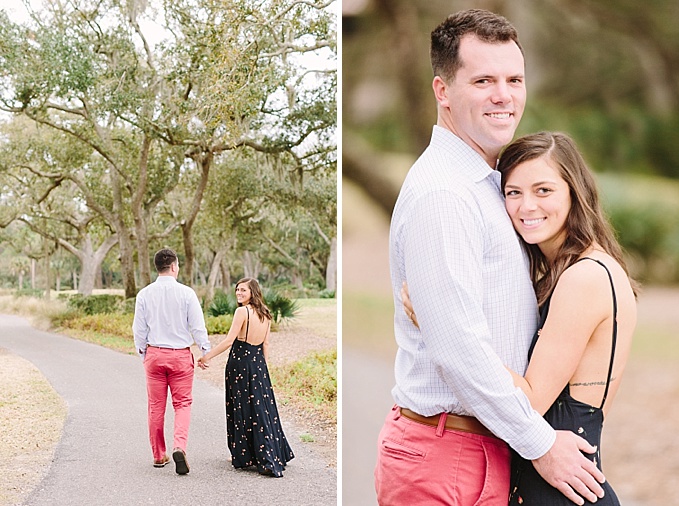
[66,294,124,315]
[207,290,237,317]
[59,313,134,338]
[264,288,300,323]
[318,289,335,299]
[14,288,44,298]
[205,314,233,335]
[56,313,135,354]
[271,349,337,422]
[599,173,679,283]
[121,297,136,314]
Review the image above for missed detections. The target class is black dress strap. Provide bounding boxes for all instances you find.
[574,257,618,410]
[244,307,250,343]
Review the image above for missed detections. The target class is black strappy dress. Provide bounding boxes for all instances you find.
[225,307,294,477]
[509,258,621,505]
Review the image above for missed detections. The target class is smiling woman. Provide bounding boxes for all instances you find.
[495,131,638,505]
[503,155,572,262]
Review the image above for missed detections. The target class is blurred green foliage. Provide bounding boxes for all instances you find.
[207,290,238,317]
[205,314,234,335]
[271,349,337,422]
[599,174,679,283]
[66,294,124,315]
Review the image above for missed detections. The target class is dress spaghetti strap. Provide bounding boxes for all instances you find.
[244,307,250,343]
[574,257,618,409]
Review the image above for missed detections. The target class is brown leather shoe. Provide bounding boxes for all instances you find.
[153,455,170,468]
[172,448,190,475]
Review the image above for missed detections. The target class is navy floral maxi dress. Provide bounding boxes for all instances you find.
[225,308,294,477]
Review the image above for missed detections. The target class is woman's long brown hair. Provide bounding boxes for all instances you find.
[497,132,638,306]
[235,277,272,322]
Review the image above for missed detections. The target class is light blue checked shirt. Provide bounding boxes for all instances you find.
[389,126,555,460]
[132,276,211,359]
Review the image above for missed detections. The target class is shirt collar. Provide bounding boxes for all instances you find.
[430,125,499,185]
[155,275,177,283]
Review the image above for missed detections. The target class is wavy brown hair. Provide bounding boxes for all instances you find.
[235,277,272,322]
[497,132,638,306]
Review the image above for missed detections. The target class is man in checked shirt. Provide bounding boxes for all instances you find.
[133,248,211,475]
[374,9,606,505]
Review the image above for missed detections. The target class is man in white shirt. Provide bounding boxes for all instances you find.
[374,9,606,505]
[133,248,211,475]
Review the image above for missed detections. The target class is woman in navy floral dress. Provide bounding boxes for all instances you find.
[199,278,294,477]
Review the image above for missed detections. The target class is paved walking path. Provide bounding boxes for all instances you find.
[342,347,393,506]
[0,314,335,506]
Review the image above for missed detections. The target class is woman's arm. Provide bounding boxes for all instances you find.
[509,261,611,415]
[199,307,247,363]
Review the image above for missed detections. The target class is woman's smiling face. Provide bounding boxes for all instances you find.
[235,282,252,305]
[503,155,571,261]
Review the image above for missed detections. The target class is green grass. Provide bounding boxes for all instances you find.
[342,291,397,359]
[291,298,337,340]
[632,325,679,361]
[58,313,136,354]
[271,349,337,424]
[297,298,337,309]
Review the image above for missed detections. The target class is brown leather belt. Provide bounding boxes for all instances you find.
[147,345,190,351]
[400,408,496,438]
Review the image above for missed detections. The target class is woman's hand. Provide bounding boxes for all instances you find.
[401,282,420,329]
[197,356,210,369]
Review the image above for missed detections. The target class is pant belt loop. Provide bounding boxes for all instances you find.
[436,413,447,437]
[393,405,401,421]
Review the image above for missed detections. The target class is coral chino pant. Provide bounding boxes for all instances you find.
[144,346,195,461]
[374,405,511,505]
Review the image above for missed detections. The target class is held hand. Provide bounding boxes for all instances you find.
[400,282,420,329]
[532,430,605,505]
[197,356,210,370]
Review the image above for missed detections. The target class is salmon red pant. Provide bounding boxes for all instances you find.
[374,405,511,505]
[144,347,195,461]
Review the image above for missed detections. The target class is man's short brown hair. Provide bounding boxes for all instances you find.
[430,9,523,83]
[154,248,178,273]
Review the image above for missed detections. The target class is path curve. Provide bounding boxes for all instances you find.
[0,314,336,506]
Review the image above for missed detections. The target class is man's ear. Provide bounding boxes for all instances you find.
[432,76,450,108]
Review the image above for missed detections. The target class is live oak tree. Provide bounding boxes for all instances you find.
[0,0,336,295]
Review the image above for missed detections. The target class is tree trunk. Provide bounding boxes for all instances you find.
[18,273,24,290]
[80,260,97,296]
[132,136,153,288]
[135,213,152,288]
[59,234,118,296]
[205,248,228,309]
[118,233,137,298]
[31,259,36,289]
[44,254,51,301]
[292,271,304,290]
[326,236,337,292]
[243,250,262,279]
[220,257,231,288]
[181,152,212,287]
